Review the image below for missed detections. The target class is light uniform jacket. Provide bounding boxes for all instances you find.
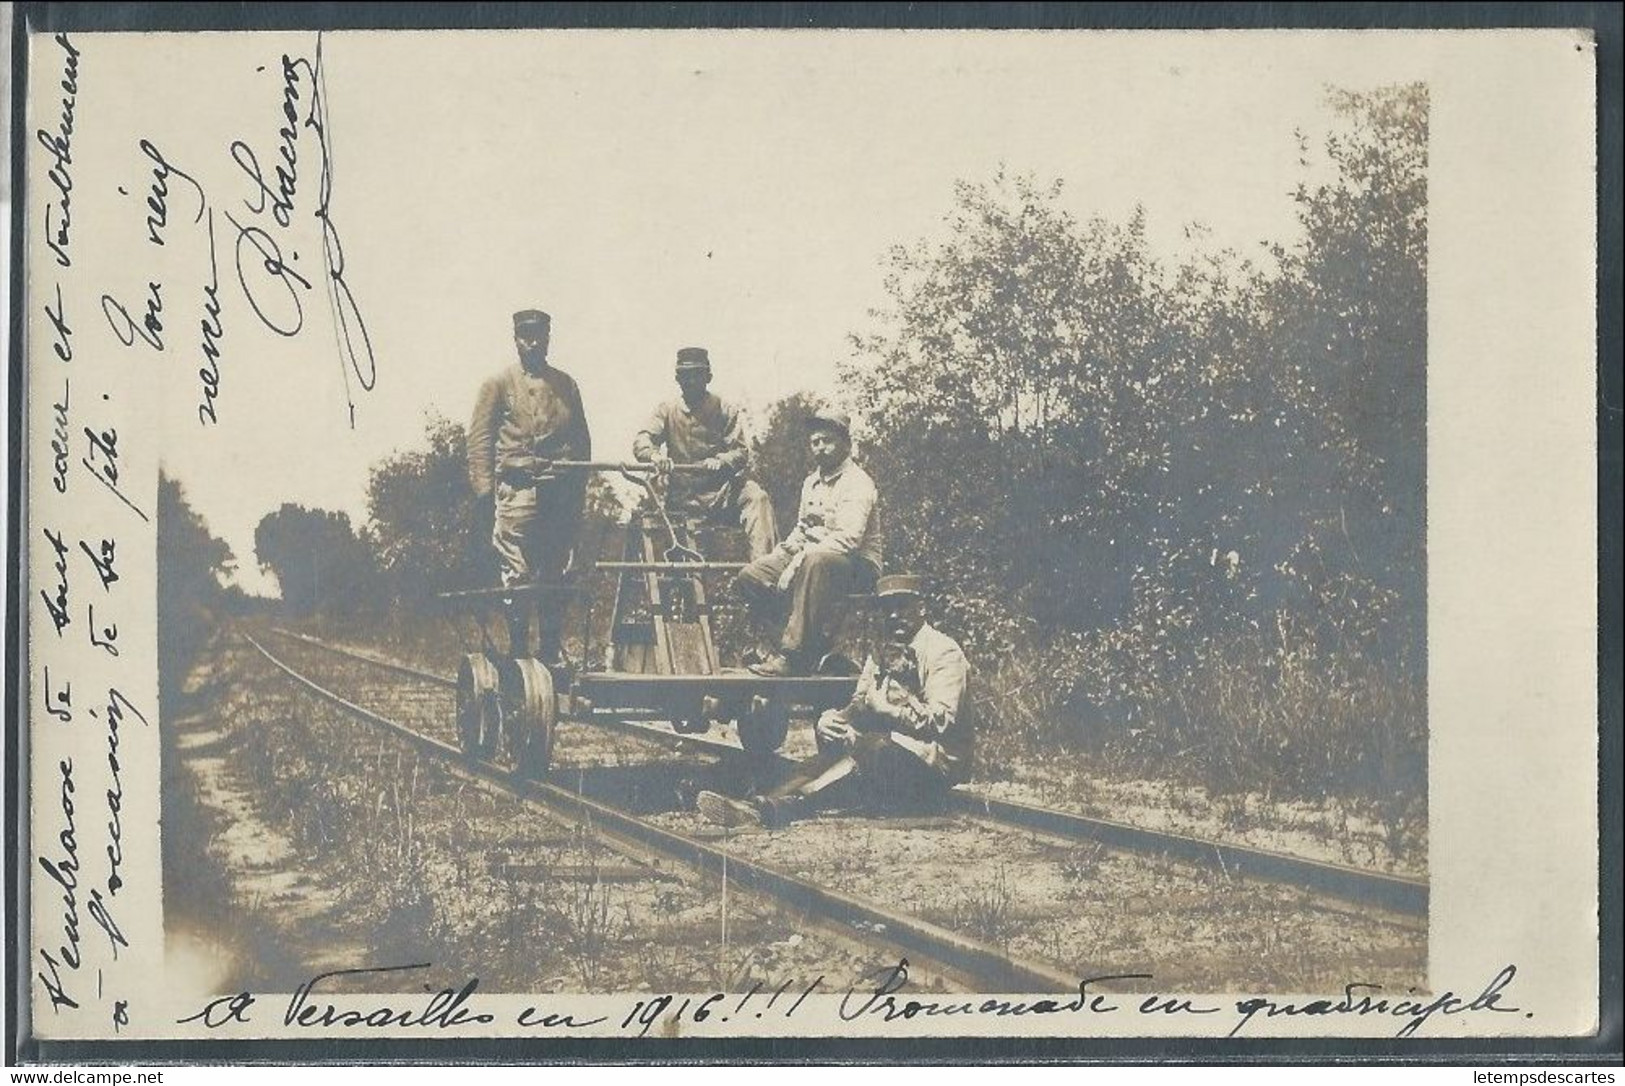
[468,363,592,497]
[827,621,974,783]
[632,393,750,513]
[782,457,883,572]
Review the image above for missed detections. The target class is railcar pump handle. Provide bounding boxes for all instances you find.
[545,460,714,475]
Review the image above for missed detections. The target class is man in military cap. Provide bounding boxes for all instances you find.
[468,309,593,665]
[697,573,974,829]
[632,347,778,559]
[732,406,882,677]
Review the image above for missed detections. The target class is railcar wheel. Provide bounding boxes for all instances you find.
[701,695,744,737]
[456,653,503,761]
[507,659,557,780]
[737,695,791,754]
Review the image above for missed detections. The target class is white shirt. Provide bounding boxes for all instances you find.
[783,457,882,571]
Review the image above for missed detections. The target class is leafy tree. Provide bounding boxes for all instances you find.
[157,472,235,704]
[253,503,378,617]
[750,391,823,533]
[842,84,1428,807]
[1264,83,1429,661]
[850,174,1192,651]
[366,412,483,602]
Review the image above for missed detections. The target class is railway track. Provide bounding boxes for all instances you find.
[243,629,1084,992]
[265,626,1427,919]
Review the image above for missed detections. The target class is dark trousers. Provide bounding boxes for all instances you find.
[735,549,877,658]
[669,479,780,561]
[760,729,951,823]
[493,478,583,659]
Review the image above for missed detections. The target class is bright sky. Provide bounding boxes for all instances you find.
[91,29,1432,595]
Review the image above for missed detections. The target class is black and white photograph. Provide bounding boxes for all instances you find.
[10,16,1603,1053]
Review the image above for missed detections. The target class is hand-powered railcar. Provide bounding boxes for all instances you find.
[439,462,862,778]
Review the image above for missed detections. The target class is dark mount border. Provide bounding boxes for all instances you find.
[6,0,1619,1068]
[14,1,1625,32]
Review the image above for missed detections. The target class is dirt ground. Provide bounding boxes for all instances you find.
[164,630,966,997]
[164,624,1425,998]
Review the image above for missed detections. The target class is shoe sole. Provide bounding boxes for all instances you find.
[696,790,764,829]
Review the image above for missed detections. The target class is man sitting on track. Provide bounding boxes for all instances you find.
[632,346,779,560]
[732,406,882,677]
[697,573,974,829]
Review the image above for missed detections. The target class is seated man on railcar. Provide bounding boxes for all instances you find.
[632,346,779,560]
[697,574,973,829]
[732,406,881,677]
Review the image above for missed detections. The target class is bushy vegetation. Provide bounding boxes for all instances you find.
[253,503,382,618]
[838,84,1427,815]
[156,472,243,707]
[749,390,822,534]
[364,412,492,604]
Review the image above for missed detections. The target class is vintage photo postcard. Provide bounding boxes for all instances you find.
[10,15,1604,1057]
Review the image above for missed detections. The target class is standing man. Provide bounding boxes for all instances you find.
[733,407,881,677]
[632,347,778,559]
[468,309,592,665]
[697,574,974,828]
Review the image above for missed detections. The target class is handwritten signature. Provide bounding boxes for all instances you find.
[226,33,376,426]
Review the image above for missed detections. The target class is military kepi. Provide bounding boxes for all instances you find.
[876,573,925,599]
[676,346,711,371]
[514,309,551,332]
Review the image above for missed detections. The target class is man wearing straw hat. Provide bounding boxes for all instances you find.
[632,346,779,559]
[467,308,593,665]
[698,573,974,829]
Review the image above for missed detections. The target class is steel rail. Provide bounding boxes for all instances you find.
[548,460,713,474]
[265,627,1428,918]
[591,561,748,572]
[581,717,1427,917]
[246,631,1081,992]
[952,793,1426,916]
